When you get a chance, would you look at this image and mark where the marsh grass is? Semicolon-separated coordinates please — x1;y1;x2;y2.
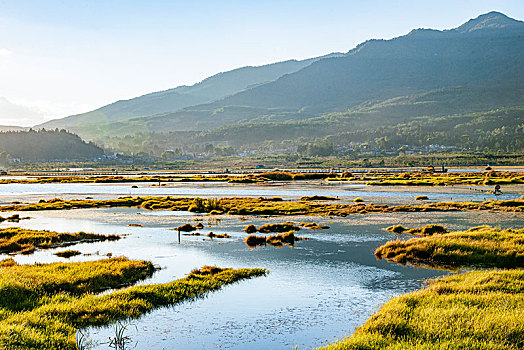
376;226;524;269
54;250;82;258
367;171;524;186
245;231;308;248
385;224;448;236
318;269;524;350
299;222;330;230
0;259;266;350
2;196;522;218
0;257;155;312
300;195;339;201
0;228;120;255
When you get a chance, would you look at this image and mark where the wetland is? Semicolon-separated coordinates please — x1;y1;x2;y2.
0;174;522;349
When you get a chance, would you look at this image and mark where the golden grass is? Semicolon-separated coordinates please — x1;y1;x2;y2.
244;231;308;248
385;224;448;236
376;226;524;269
0;228;119;255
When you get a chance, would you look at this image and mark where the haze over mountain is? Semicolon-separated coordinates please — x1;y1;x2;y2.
39;12;524;153
39;53;342;131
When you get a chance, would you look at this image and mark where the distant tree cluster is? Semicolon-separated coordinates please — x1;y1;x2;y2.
0;129;104;162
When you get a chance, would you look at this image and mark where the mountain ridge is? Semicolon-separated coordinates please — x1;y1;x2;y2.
38;12;524;154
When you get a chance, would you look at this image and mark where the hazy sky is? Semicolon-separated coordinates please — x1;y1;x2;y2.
1;0;523;126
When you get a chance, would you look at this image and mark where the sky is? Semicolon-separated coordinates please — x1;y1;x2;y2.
0;0;523;127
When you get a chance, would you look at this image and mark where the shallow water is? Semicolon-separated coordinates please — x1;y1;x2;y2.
2;203;523;349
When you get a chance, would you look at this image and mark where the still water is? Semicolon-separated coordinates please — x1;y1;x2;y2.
0;181;521;206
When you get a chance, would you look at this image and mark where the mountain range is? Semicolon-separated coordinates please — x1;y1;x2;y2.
37;11;524;154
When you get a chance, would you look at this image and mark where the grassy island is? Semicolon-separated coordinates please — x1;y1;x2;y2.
376;226;524;269
0;228;119;255
1;196;522;216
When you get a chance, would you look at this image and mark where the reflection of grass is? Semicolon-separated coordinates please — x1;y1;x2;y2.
0;259;266;350
0;228;119;255
2;196;523;216
376;226;524;269
318;269;524;350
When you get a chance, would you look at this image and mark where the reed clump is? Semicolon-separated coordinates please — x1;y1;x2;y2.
299;222;330;230
244;231;308;248
54;250;82;258
258;222;301;233
300;195;339;201
176;223;199;232
0;228;119;255
376;226;524;269
385;224;448;236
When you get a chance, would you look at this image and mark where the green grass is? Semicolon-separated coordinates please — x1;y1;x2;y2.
376;226;524;269
0;228;119;255
318;269;524;350
0;258;267;350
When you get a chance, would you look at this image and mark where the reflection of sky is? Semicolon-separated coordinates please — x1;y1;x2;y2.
2;207;522;349
0;182;520;203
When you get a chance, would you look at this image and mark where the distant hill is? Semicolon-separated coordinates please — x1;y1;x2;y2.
36;12;524;157
101;87;524;155
0;129;104;162
38;53;342;131
51;11;524;141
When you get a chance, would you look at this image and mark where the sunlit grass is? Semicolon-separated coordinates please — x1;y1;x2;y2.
1;196;522;216
0;228;119;255
375;226;524;269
